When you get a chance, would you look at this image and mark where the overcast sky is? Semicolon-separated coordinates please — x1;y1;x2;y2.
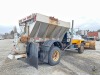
0;0;100;33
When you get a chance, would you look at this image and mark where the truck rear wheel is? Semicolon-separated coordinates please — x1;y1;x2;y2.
48;47;61;66
78;43;84;54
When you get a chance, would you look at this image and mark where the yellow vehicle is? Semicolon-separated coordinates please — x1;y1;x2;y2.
72;35;85;52
62;33;85;53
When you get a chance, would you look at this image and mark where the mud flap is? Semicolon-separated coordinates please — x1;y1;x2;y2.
26;42;38;69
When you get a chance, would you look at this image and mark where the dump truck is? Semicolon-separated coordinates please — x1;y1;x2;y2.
8;13;85;69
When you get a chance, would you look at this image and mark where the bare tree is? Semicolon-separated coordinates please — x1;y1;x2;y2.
10;30;14;35
14;26;17;33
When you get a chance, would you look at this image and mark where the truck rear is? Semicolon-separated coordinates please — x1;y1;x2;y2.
8;13;70;69
8;13;86;69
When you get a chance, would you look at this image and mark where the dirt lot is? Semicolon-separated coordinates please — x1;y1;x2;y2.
0;39;100;75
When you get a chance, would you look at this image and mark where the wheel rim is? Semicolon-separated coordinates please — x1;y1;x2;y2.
52;50;60;61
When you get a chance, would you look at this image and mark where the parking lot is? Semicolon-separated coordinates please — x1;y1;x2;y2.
0;39;100;75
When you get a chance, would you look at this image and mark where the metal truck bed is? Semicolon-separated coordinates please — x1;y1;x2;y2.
19;13;70;41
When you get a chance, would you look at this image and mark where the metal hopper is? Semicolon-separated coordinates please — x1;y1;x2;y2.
19;13;70;41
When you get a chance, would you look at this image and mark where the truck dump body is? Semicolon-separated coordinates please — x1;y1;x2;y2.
19;13;70;41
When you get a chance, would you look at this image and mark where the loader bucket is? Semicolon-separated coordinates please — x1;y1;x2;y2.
84;41;96;50
89;41;95;50
26;42;38;69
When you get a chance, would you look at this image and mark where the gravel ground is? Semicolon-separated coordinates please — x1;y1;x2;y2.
0;39;100;75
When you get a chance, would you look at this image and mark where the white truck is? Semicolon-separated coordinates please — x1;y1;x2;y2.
8;13;85;69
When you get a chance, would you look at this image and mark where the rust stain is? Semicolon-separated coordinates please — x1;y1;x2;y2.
49;17;58;25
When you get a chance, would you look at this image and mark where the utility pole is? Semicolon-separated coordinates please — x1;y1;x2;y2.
70;20;74;47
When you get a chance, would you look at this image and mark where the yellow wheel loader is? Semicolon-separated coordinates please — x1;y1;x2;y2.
8;13;85;69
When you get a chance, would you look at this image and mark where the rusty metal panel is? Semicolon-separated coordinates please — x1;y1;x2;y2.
49;17;58;25
84;41;96;50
